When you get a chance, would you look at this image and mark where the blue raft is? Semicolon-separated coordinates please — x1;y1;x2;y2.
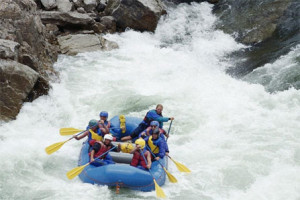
78;116;167;191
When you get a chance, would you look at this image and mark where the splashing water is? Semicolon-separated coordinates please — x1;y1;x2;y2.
0;3;299;200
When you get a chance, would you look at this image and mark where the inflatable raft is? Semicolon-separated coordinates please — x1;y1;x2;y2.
77;116;167;191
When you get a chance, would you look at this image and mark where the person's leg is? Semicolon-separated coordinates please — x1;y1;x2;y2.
121;123;147;141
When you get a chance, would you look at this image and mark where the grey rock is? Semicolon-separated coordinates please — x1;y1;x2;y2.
77;7;86;13
57;0;74;12
40;11;95;27
57;34;118;55
0;59;39;121
0;39;20;60
100;16;116;33
41;0;57;10
83;0;98;12
105;0;166;32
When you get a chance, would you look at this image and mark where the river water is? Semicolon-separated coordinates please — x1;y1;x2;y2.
0;2;299;200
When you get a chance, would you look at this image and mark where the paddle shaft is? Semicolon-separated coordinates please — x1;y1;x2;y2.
91;146;117;162
166;120;173;143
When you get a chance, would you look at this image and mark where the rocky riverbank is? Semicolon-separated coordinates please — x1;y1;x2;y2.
1;0;297;121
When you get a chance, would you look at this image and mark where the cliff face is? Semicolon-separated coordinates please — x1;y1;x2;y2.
0;0;58;121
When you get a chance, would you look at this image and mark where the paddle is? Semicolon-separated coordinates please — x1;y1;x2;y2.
45;131;83;155
167;155;191;173
59;128;85;135
60;127;122;136
166;120;173;142
146;146;177;183
140;149;166;198
66;146;117;180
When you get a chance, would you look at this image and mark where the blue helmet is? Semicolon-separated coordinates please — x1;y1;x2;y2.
99;111;108;118
89;119;98;127
150;121;159;127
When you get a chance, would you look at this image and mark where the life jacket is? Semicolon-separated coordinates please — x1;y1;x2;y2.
143;110;162;126
89;141;112;159
130;148;148;169
147;135;161;154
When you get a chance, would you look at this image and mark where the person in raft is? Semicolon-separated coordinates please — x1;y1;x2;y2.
130;138;152;170
89;134;121;166
145;128;168;160
75;119;102;146
121;104;174;142
139;121;168;139
98;111;110;135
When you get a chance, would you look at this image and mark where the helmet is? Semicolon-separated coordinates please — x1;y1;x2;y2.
152;127;160;135
89;119;98;127
150;121;159;127
135;138;145;149
103;134;113;141
99;111;108;118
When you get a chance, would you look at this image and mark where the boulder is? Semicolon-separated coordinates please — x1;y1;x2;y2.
57;0;74;12
83;0;98;12
100;16;116;33
57;34;118;55
0;39;20;60
41;0;57;10
40;11;95;27
0;59;39;121
105;0;166;32
0;0;58;121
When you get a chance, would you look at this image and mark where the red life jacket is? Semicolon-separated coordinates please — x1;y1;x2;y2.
89;141;112;159
130;149;149;169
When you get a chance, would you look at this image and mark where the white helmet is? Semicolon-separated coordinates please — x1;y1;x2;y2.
103;134;113;141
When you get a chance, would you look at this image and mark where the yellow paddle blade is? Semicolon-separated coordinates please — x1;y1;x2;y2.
170;157;191;173
153;179;166;198
163;167;177;183
66;163;89;180
45;140;68;155
60;128;84;135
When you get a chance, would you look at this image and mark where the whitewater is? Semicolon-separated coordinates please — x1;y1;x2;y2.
1;2;299;200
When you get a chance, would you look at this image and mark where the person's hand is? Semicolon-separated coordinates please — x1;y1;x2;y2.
170;117;174;121
155;157;160;161
165;152;169;156
100;120;105;124
165;133;169;138
90;158;95;162
74;136;79;140
147;163;151;169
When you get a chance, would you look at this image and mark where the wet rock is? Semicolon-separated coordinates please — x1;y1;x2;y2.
57;34;118;55
41;0;57;10
0;59;39;121
213;0;291;44
105;0;166;32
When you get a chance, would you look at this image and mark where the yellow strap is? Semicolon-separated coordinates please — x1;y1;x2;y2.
89;129;102;141
148;136;159;154
119;115;126;134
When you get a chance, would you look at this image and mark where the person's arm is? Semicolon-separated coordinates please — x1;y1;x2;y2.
99;120;109;134
146;151;152;169
147;110;174;123
90;150;95;162
130;146;139;154
74;130;88;140
156;141;166;160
